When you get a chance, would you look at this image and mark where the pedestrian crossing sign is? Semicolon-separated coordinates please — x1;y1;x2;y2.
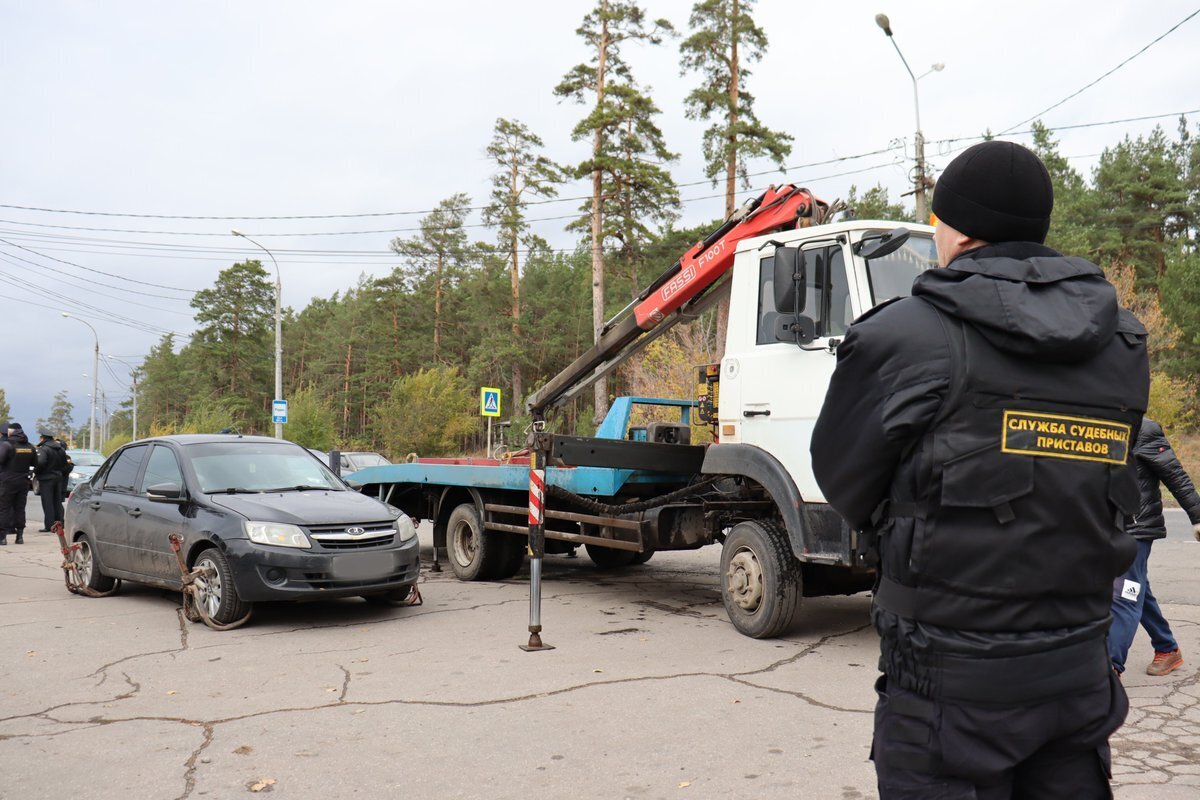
481;387;501;417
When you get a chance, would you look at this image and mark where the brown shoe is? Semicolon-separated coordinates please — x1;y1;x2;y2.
1146;649;1184;677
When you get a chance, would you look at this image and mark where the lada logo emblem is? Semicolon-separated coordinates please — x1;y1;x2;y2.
346;527;366;537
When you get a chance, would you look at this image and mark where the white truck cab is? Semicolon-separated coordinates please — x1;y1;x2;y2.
718;221;937;504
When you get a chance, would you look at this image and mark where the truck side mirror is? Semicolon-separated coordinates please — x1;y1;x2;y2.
774;314;816;346
855;227;911;261
772;247;807;314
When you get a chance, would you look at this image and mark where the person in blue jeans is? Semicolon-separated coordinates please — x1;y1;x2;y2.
1110;418;1200;677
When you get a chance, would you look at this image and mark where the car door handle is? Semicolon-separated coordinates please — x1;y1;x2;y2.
127;508;142;518
743;409;771;417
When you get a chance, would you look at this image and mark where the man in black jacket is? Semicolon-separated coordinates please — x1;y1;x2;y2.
1109;418;1200;677
34;430;69;533
0;422;38;545
812;141;1149;798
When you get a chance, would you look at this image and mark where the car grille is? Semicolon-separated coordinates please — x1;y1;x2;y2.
308;521;396;550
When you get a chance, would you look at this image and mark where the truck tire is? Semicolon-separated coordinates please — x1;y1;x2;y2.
491;533;526;580
720;520;801;638
446;503;510;581
585;543;638;569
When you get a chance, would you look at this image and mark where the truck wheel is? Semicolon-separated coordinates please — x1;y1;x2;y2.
491;533;526;580
720;520;801;639
446;504;510;581
586;543;638;569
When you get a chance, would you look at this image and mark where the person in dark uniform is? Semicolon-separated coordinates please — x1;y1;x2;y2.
34;430;69;532
0;422;39;545
811;141;1149;798
1109;417;1200;677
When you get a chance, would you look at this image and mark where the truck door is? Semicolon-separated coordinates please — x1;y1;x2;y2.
721;242;857;503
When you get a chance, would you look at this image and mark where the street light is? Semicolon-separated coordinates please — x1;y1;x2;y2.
62;312;99;451
105;354;139;441
232;229;283;439
875;13;943;223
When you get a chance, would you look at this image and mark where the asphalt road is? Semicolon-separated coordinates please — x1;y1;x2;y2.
1;500;1198;799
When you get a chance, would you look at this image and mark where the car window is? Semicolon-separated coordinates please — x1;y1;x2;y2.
187;441;344;493
139;445;184;494
347;453;389;469
102;445;149;493
864;233;937;305
69;451;107;467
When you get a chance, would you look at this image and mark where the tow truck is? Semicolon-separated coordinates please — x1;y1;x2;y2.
351;185;937;641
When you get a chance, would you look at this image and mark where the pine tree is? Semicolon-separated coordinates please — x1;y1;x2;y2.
482;118;563;404
555;0;673;419
36;390;74;438
0;387;10;424
680;0;790;347
391;194;473;363
680;0;791;218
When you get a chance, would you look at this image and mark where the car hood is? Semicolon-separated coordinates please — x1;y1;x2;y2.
205;490;395;526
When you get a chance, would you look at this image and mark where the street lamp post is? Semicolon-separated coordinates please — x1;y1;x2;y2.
232;229;283;439
875;13;943;223
62;313;99;451
105;354;139;440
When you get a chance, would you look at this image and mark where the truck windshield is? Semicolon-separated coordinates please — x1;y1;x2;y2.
186;442;345;494
864;234;938;305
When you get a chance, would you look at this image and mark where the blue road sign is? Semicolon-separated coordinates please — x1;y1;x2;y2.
272;399;288;424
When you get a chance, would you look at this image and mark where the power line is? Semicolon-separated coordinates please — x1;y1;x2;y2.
999;8;1200;134
0;148;900;223
0;238;199;293
933;108;1200;147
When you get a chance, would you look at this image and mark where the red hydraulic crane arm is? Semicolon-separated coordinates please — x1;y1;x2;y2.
525;184;827;415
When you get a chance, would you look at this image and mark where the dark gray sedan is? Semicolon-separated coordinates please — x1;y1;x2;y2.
65;435;420;625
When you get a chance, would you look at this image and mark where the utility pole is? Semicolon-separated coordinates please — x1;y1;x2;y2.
232;230;284;438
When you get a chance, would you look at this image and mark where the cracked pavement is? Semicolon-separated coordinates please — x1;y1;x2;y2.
1;515;1198;799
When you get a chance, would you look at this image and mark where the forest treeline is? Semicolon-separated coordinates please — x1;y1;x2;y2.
62;2;1200;457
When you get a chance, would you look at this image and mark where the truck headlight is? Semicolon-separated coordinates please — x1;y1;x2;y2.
244;521;311;549
395;514;417;543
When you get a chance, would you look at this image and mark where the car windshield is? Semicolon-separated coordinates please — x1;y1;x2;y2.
346;453;389;469
864;233;938;305
187;441;345;494
70;452;107;467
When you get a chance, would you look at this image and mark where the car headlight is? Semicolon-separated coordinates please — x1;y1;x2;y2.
395;514;417;543
244;521;311;549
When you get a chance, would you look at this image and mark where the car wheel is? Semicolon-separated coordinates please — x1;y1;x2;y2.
446;503;511;581
74;533;117;593
192;548;250;625
585;543;638;569
720;520;801;639
631;548;654;565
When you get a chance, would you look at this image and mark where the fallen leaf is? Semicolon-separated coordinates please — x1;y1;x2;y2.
166;690;177;695
678;782;691;789
233;745;253;756
592;668;603;673
325;688;337;693
352;709;365;714
26;651;36;657
248;777;276;793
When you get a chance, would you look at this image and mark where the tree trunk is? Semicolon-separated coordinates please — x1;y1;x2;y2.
342;343;352;435
510;157;523;404
434;253;443;361
715;0;741;357
591;3;610;421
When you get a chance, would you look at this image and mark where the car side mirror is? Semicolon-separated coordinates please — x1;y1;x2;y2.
147;482;186;503
345;479;363;491
772;246;807;314
855;227;911;261
774;314;817;346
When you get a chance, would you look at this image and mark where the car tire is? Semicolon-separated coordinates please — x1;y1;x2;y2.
631;548;654;565
720;520;801;639
74;533;117;593
192;547;251;625
446;503;510;581
585;543;639;569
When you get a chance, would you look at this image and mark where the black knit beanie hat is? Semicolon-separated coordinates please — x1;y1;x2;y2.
931;141;1053;243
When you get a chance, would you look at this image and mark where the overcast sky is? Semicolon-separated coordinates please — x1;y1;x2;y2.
3;0;1198;436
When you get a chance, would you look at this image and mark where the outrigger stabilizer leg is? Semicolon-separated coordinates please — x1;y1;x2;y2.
54;522;121;597
520;419;554;652
168;533;253;631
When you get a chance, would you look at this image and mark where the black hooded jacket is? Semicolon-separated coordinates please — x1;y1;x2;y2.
1128;418;1200;540
35;438;69;479
811;241;1149;703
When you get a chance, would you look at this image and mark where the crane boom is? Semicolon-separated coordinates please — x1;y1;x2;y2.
526;184;828;416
